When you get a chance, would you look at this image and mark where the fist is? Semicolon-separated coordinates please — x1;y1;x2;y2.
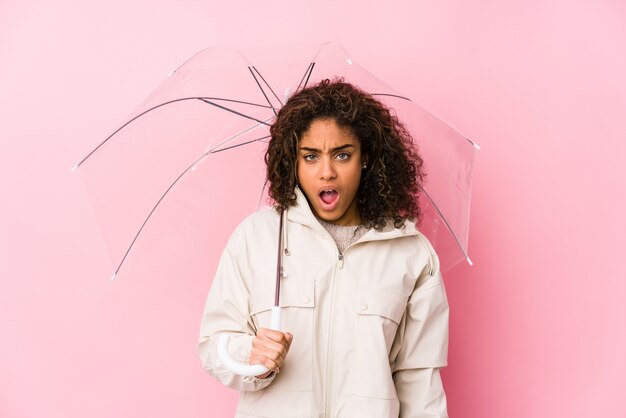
250;328;293;378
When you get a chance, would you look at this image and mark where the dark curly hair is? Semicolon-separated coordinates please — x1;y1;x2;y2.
265;78;426;230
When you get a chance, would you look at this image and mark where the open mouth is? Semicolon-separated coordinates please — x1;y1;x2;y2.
319;189;339;210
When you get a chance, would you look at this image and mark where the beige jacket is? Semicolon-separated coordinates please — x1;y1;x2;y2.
198;188;449;418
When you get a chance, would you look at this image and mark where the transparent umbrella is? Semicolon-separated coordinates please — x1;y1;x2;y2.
71;41;479;375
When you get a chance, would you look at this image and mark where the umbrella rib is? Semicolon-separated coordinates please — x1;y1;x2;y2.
198;98;273;126
72;96;273;170
257;178;269;210
295;62;314;93
418;183;472;265
248;67;278;117
209;134;271;154
301;62;316;90
205;97;275;108
208;115;275;152
251;66;283;108
111;134;271;279
371;93;411;101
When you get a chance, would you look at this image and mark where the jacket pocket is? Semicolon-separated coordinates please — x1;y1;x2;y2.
249;279;315;391
351;285;409;399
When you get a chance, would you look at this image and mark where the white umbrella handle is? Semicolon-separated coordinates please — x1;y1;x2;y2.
218;306;282;376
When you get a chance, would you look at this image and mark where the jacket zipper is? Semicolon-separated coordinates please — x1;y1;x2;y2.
323;250;342;418
324;247;353;417
321;229;418;417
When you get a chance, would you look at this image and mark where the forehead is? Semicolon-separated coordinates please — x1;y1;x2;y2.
299;119;359;149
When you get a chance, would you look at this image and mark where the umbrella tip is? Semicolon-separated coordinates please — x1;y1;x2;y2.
70;164;78;173
110;273;117;281
465;137;481;150
466;256;474;266
168;70;176;77
346;58;353;65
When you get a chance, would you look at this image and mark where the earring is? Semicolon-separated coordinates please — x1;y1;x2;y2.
362;163;367;169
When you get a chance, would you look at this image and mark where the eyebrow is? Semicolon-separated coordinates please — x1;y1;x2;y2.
299;144;355;153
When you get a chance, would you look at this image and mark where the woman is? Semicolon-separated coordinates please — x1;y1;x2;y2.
198;79;449;418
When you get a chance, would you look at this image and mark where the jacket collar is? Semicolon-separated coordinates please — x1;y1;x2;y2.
287;187;419;242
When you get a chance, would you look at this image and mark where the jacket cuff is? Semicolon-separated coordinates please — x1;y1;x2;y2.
241;349;278;385
242;370;277;384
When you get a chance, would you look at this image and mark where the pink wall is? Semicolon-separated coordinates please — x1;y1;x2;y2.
2;1;625;417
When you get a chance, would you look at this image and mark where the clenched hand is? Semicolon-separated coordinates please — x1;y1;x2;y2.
250;328;293;378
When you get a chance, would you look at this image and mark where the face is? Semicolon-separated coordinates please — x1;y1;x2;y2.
297;118;364;226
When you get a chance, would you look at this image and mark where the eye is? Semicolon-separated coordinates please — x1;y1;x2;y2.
336;152;351;161
303;154;318;162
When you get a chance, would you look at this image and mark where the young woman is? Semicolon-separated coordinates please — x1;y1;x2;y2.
198;79;449;418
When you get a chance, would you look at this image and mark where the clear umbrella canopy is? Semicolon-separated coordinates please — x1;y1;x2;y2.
72;42;478;280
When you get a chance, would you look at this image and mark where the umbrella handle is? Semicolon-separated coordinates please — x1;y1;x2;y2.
218;306;282;376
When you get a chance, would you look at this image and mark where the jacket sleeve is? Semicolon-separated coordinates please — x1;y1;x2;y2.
197;228;276;392
391;241;450;418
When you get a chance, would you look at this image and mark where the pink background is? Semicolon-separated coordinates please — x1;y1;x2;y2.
2;1;625;417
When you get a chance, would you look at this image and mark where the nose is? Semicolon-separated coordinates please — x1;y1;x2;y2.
319;156;336;180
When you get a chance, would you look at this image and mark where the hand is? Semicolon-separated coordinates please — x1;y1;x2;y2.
250;328;293;378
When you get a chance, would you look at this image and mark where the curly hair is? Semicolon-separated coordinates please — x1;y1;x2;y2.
265;78;426;230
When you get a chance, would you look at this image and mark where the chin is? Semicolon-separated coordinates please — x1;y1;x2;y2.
315;209;341;222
